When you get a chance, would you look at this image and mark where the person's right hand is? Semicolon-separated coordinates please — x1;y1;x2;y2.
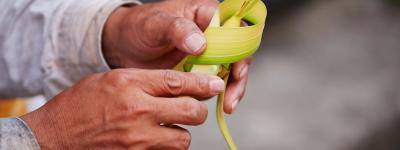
21;68;225;150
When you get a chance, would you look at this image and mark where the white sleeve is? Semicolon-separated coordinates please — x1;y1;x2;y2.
0;0;141;99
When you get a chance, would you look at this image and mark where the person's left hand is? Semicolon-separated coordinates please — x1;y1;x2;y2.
102;0;250;114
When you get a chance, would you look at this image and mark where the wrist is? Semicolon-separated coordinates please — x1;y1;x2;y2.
102;6;133;69
21;107;62;149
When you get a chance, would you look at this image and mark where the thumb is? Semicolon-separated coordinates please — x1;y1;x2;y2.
145;13;206;56
167;17;207;55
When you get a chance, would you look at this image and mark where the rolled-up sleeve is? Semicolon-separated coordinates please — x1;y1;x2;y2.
0;118;40;150
0;0;141;99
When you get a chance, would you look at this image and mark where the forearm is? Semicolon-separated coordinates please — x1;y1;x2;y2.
0;118;40;150
0;0;142;148
0;0;140;99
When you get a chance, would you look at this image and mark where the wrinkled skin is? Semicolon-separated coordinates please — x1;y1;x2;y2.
22;69;225;150
102;0;251;114
21;0;251;149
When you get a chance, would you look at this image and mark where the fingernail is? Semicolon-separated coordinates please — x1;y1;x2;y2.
209;77;225;94
185;33;206;54
239;66;248;79
231;98;240;113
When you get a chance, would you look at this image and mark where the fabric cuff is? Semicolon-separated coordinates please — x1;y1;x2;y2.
42;0;141;98
0;118;40;150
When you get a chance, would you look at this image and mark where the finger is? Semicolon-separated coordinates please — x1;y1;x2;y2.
224;74;248;114
168;17;206;55
147;125;191;150
152;96;208;125
231;58;252;81
141;70;225;97
193;0;220;30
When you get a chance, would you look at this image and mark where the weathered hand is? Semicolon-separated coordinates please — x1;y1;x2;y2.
102;0;219;69
21;69;225;150
102;0;250;114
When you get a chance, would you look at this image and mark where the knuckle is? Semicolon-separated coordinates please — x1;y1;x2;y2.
131;103;154;117
169;17;194;41
171;17;189;31
162;70;186;95
118;130;144;147
194;74;209;93
181;100;207;125
118;101;154;119
103;69;129;87
181;101;195;121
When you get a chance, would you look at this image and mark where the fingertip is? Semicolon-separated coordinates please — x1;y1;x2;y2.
184;32;206;55
224;96;240;114
223;76;248;114
223;97;239;115
209;76;225;95
223;85;236;114
224;100;234;114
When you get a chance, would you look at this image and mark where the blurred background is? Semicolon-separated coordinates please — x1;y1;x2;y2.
183;0;400;149
2;0;400;149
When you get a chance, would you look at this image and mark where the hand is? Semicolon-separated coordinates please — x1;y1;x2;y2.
102;0;219;69
102;0;250;114
21;69;225;150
